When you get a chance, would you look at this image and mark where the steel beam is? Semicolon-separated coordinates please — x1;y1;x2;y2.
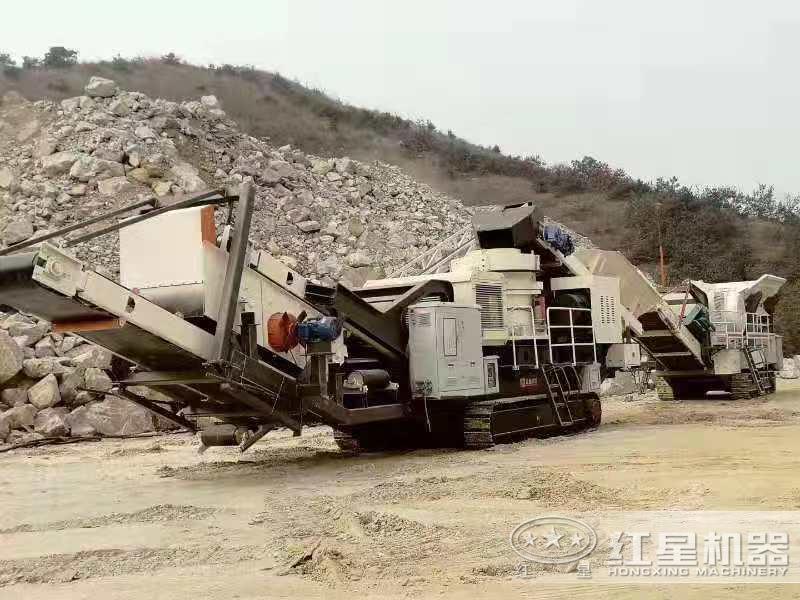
64;189;227;247
116;371;219;386
302;391;406;426
113;387;198;432
212;183;255;361
0;197;157;256
239;424;275;452
219;383;301;433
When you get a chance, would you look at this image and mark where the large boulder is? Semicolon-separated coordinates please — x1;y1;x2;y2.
2;217;34;245
84;367;112;392
10;321;48;346
1;388;28;407
66;405;96;437
268;160;295;179
59;368;85;403
335;157;356;175
599;371;638;397
0;166;15;189
98;176;135;196
41;151;78;176
108;96;132;116
311;159;333;176
0;330;24;383
260;167;281;185
69;396;153;437
22;357;70;378
200;95;220;109
85;76;118;98
134;125;156;140
34;336;56;358
69;154;124;182
33;407;69;437
346;251;374;268
27;374;61;409
2;404;37;430
69;346;112;369
170;162;206;193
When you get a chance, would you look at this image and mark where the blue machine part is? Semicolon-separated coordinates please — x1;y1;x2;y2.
296;316;343;344
543;224;575;256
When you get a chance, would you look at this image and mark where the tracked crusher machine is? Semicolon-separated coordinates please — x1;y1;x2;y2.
0;184;786;452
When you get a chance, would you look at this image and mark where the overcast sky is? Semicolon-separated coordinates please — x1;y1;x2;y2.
3;1;800;196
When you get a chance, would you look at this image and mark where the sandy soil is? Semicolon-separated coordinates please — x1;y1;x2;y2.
4;382;800;599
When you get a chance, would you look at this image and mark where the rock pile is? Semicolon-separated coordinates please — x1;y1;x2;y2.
0;309;171;446
0;75;486;445
0;76;474;287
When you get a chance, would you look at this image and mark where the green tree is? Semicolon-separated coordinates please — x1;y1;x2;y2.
42;46;78;68
21;56;40;69
0;52;15;67
161;52;181;65
625;193;749;284
774;278;800;355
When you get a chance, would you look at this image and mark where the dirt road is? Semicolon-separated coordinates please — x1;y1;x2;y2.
4;383;800;599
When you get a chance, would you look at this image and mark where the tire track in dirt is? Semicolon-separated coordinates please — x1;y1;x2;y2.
0;504;217;534
0;544;266;586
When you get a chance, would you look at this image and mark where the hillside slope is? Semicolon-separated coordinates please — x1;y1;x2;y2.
0;76;472;289
1;59;799;350
0;62;633;244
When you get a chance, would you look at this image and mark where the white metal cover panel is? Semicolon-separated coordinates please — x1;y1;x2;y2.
606;343;641;369
76;271;216;361
408;303;484;399
450;248;540;273
120;206;207;289
713;349;743;375
551;275;623;344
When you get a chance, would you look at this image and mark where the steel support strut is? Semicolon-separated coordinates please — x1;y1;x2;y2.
0;189;228;256
212;182;256;361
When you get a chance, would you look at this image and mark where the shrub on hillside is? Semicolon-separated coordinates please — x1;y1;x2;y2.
42;46;78;68
625;194;748;283
774;279;800;355
161;52;182;65
21;56;40;69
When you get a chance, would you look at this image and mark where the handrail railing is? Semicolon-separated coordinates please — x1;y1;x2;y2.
709;311;776;352
387;225;476;278
387;206;502;278
547;307;597;365
709;311;772;335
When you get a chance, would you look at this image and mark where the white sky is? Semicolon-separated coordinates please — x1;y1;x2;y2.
3;0;799;195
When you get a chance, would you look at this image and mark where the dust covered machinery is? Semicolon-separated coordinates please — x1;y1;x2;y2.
535;225;786;401
0;185;785;454
650;277;785;399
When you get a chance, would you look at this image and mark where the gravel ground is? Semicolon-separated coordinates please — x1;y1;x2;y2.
3;382;800;599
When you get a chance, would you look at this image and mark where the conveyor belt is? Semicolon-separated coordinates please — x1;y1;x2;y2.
0;252;111;323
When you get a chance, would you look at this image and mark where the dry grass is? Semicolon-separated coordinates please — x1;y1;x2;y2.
0;61;795;280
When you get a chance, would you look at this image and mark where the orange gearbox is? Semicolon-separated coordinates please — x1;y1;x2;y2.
266;312;300;352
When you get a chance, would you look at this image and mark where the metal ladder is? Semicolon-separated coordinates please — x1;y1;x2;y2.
743;346;768;395
542;364;575;426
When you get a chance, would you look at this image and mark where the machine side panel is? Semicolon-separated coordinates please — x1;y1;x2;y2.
120;206;207;290
77;271;216;361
